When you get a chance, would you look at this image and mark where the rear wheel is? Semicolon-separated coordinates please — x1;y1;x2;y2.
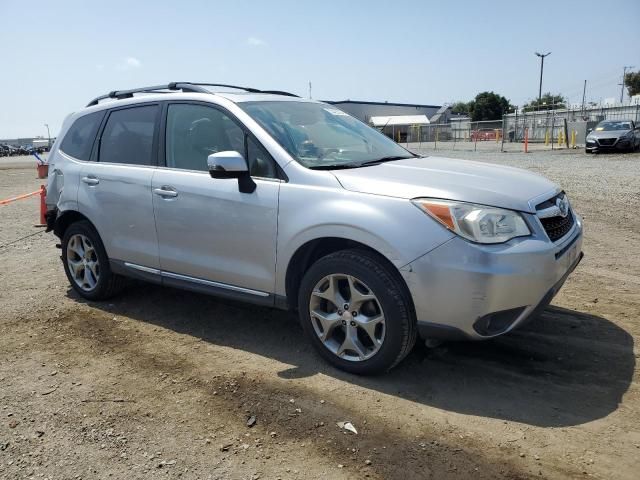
298;249;416;375
61;221;124;300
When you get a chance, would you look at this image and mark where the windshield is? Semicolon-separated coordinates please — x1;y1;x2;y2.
238;101;415;169
595;121;632;131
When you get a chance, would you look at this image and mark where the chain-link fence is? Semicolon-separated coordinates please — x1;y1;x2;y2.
398;101;640;153
404;120;504;152
504;102;640;150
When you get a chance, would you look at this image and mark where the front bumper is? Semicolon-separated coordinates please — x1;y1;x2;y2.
402;213;583;340
586;138;632;152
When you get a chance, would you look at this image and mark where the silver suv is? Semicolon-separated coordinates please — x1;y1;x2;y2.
45;82;583;374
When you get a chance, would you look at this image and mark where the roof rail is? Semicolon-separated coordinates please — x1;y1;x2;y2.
85;83;207;107
86;82;299;107
187;83;299;98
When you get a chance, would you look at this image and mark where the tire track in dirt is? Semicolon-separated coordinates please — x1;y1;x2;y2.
44;305;532;479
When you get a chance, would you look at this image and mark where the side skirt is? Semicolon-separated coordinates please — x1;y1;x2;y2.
110;260;276;308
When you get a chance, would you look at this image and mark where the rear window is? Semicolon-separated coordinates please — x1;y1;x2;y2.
99;105;159;165
60;111;104;160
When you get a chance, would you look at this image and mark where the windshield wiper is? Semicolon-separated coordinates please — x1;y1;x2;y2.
308;164;362;170
358;155;415;167
308;155;420;170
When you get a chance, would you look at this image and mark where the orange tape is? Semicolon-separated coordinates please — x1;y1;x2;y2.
0;190;41;206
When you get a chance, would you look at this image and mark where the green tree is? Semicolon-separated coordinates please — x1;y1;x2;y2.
468;91;513;121
451;101;472;115
523;93;566;112
625;71;640;97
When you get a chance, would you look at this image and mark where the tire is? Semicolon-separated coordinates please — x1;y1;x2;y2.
61;220;124;300
298;249;416;375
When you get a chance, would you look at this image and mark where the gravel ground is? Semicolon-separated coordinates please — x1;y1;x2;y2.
0;153;48;170
1;150;639;479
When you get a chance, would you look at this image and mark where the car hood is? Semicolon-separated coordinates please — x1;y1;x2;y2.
588;129;630;139
331;156;559;213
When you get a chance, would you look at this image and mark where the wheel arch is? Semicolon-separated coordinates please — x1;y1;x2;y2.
283;236;414;313
54;210;98;240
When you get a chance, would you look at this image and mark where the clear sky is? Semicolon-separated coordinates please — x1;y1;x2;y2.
1;0;638;138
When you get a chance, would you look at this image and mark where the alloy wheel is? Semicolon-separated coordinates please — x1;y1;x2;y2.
66;233;100;291
309;273;386;362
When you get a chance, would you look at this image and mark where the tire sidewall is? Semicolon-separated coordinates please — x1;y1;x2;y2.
298;252;411;375
61;221;113;301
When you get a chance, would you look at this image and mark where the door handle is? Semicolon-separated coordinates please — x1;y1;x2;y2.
153;187;178;198
82;176;99;186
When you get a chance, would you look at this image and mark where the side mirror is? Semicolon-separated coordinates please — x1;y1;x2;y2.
208;151;248;178
587;128;593;133
207;151;256;193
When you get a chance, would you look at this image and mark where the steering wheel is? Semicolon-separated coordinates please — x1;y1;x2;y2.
317;148;340;160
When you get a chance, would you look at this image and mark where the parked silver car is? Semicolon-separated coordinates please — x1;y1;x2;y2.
45;83;583;374
585;119;640;153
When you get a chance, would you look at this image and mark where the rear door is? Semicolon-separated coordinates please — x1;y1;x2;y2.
77;104;161;271
151;102;281;295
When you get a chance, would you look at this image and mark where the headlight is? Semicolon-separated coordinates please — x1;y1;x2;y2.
586;135;596;141
621;131;633;139
412;198;530;244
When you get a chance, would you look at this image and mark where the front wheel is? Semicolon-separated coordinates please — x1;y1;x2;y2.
61;220;124;300
298;249;416;375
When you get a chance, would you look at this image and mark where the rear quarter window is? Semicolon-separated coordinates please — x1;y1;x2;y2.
59;111;105;160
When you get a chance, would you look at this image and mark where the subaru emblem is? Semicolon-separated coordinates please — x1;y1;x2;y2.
556;197;569;217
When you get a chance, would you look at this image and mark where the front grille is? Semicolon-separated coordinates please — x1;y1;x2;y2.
598;138;616;146
540;213;574;241
535;192;563;211
536;192;575;242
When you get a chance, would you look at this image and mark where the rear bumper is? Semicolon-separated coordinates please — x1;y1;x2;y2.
402;214;583;340
44;207;58;233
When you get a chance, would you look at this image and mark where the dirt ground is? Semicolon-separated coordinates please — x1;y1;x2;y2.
1;150;639;480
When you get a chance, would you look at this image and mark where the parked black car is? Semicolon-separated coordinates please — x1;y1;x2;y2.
0;144;19;156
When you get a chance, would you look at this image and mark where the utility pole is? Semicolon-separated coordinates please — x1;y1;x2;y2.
535;52;551;106
620;66;634;103
308;81;312;99
581;80;587;116
44;123;51;148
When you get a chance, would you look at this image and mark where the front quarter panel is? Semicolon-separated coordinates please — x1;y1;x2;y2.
274;176;455;296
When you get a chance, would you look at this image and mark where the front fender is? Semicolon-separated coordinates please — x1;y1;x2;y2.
274;183;454;296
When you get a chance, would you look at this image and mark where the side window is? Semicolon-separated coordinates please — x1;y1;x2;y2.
247;136;278;179
99;105;158;165
166;104;244;171
60;111;104;160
